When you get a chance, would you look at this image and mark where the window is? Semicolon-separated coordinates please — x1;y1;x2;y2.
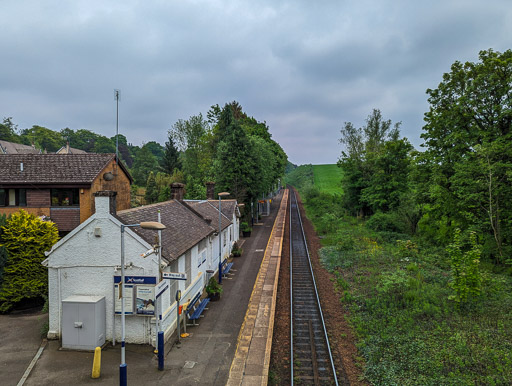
0;189;26;207
51;188;79;206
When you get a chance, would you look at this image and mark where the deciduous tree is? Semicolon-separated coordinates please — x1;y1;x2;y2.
421;49;512;262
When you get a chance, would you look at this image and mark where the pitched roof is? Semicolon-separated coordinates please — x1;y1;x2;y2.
207;199;240;220
116;200;216;262
185;200;231;232
56;145;87;154
0;140;41;154
0;153;132;185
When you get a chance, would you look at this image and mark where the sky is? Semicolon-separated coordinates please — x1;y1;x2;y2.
1;1;510;165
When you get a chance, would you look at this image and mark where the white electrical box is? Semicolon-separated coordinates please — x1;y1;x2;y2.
62;295;106;350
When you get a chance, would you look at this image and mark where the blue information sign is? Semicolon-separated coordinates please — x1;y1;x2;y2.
113;276;157;285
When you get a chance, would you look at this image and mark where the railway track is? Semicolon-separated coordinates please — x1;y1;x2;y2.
290;190;339;385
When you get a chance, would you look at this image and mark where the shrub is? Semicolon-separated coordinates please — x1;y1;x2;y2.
446;229;482;306
366;212;404;233
231;241;243;257
205;276;223;296
0;214;7;286
0;210;59;312
241;222;252;232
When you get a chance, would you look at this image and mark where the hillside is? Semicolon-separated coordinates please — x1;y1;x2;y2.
312;164;343;195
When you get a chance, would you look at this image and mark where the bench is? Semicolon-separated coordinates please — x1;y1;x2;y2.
221;258;234;278
185;292;210;326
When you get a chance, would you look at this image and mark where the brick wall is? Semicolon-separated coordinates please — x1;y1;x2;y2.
50;208;81;231
81;159;132;223
27;189;51;207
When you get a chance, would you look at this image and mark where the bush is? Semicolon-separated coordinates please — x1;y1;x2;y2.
447;229;482;306
241;222;252;232
366;212;404;233
0;210;59;312
205;276;223;296
231;242;243;257
0;214;7;286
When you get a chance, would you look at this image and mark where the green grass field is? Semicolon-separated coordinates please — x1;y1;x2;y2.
312;164;343;195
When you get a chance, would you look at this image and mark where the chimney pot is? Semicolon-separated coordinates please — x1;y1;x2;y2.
93;190;118;216
170;183;185;201
206;181;215;200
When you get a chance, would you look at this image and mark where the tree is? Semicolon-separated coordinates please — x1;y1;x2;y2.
130;144;160;186
161;135;181;175
144;141;165;162
145;172;158;204
0;117;20;142
61;128;98;152
0;210;59;312
421;49;512;262
169;114;212;187
20;125;62;152
338;109;406;216
93;135;116;153
214;105;255;203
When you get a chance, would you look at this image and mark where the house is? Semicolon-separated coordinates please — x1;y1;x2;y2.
55;142;87;154
0;153;132;234
0;139;41;154
43;186;240;347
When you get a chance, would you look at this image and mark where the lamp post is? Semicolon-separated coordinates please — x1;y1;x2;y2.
218;192;230;284
120;221;166;386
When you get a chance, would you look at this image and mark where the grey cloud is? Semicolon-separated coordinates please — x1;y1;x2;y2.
1;0;511;164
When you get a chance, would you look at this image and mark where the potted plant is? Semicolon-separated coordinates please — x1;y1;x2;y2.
231;241;243;257
241;222;252;237
205;277;223;301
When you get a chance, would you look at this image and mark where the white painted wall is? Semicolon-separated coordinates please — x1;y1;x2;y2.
46;212;160;344
45;195;213;347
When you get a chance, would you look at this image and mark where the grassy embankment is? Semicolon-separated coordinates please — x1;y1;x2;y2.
285;164;512;385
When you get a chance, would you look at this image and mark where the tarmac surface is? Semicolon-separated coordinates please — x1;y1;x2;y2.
0;191;284;386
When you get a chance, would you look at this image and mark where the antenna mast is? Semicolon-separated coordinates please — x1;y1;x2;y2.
114;89;121;162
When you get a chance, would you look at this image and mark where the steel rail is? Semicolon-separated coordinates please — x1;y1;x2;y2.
290;189;339;385
290;186;295;384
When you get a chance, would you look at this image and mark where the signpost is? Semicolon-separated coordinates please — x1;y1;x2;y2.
162;272;187;281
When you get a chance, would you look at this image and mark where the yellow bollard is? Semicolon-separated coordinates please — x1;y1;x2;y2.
91;346;101;379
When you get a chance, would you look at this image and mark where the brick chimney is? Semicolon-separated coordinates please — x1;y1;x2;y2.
206;182;215;200
93;190;117;217
170;183;185;201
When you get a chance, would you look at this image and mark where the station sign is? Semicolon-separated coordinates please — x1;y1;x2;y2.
162;272;187;281
114;275;157;284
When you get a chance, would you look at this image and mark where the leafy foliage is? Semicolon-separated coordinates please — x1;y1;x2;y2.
161;135;181;175
0;210;59;312
293;163;512;384
338;109;412;216
0;214;8;285
0;117;20;142
130;144;160;185
144;171;158;204
421;49;512;262
447;229;482;306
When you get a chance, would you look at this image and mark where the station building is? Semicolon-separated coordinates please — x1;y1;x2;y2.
42;184;240;348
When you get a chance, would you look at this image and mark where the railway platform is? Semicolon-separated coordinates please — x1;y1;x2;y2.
10;190;288;386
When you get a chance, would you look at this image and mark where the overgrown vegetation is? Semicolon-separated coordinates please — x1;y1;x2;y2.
0;210;59;312
295;171;512;384
286;48;512;384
